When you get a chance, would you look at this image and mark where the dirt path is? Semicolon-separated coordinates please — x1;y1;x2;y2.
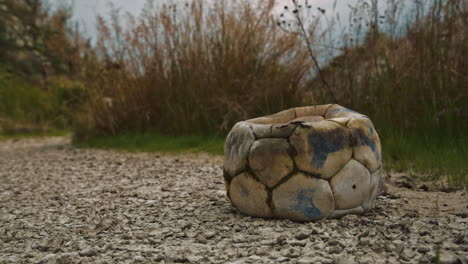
0;137;466;264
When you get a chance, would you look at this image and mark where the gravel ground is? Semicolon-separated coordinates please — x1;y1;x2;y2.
0;137;466;264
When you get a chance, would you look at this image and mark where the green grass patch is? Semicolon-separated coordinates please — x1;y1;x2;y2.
75;132;224;155
0;71;85;129
381;128;468;187
76;129;467;187
0;129;70;140
0;72;55;124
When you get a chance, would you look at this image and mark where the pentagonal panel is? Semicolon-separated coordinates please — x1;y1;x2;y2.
330;160;371;210
348;118;382;173
362;168;382;212
325;104;368;119
249;139;294;188
290;121;352;179
272;173;334;221
224;122;255;176
229;173;272;218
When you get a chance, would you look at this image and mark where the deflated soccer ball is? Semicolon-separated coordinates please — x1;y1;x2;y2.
223;104;382;221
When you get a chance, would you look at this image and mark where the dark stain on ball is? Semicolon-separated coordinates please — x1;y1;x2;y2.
239;181;250;198
293;189;322;220
307;128;349;168
351;128;380;161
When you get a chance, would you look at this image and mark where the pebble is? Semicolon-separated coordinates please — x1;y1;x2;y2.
79;247;99;257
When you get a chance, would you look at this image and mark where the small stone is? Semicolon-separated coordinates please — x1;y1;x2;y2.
439;251;459;264
335;254;357;264
294;232;310;240
298;256;333;264
204;231;216;239
281;247;300;258
134;255;145;262
275;257;290;262
327;246;343;254
276;234;288;245
79;247;99;257
296;257;315;264
233;234;246;243
289;240;307;247
417;183;430;191
196;236;208;244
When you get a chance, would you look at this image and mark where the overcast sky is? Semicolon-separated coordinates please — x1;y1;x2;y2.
48;0;386;40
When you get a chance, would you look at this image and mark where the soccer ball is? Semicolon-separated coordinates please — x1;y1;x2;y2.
223;104;382;221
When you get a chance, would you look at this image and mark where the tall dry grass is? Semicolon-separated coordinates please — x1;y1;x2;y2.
310;0;467;135
77;0;467;139
77;0;312;138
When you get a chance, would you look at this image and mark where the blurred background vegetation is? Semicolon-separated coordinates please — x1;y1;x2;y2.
0;0;466;186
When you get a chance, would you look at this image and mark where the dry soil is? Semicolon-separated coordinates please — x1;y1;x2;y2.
0;137;466;264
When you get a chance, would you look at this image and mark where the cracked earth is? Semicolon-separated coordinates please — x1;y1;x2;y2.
0;137;466;264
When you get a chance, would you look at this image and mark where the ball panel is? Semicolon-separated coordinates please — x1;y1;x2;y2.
229;173;272;218
348;118;382;172
330;160;371;210
247;108;296;125
270;123;298;138
325;104;368;119
224;122;255;176
290;116;325;123
290;121;352;179
329;206;365;219
294;104;332;118
326;117;352;126
362;168;382;211
272;173;334;221
250;123;273;138
249;139;294;188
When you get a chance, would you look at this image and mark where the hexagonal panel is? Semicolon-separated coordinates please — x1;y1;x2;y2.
249;139;294;188
290;120;352;179
362;168;382;212
229;172;272;218
224;122;255;177
347;118;382;173
330;160;371;210
272;173;334;221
